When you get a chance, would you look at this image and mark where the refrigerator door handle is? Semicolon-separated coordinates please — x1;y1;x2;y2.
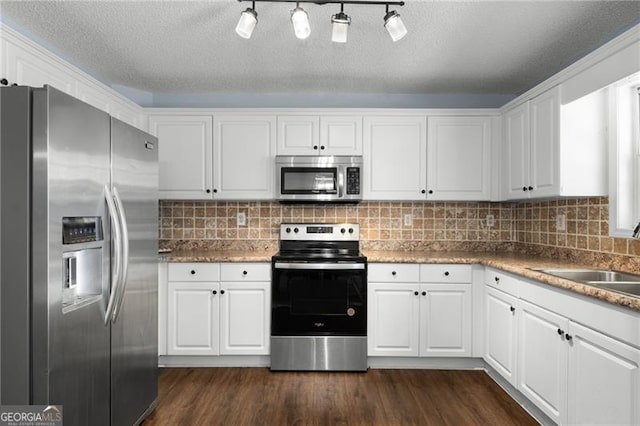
111;186;130;322
104;185;123;325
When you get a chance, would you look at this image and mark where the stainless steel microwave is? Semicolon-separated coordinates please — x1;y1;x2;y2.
276;155;363;203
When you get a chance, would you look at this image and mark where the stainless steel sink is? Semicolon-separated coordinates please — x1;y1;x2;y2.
531;268;640;297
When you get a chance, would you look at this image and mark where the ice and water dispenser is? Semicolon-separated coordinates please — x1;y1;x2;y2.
62;217;103;312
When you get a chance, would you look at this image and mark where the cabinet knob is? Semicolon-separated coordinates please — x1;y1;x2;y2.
421;291;426;296
510;306;516;312
190;270;196;275
528;186;534;191
522;186;527;191
414;291;419;296
565;334;573;341
557;328;565;336
391;271;396;276
494;276;500;283
421;189;426;194
206;189;211;194
212;290;217;295
444;271;450;277
220;289;225;295
243;270;248;276
428;190;433;194
313;145;318;150
0;78;8;86
320;145;325;150
213;189;218;193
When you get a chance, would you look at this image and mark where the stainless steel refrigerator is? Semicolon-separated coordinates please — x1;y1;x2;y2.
0;85;158;425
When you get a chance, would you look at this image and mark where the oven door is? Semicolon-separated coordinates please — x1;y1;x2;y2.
271;262;367;336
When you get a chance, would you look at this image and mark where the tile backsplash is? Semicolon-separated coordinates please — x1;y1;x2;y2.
159;197;640;258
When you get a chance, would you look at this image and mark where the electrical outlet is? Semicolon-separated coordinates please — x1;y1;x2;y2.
237;212;246;227
486;214;495;227
556;214;566;231
403;214;412;226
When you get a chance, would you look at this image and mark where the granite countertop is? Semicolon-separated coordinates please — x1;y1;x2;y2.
161;248;640;312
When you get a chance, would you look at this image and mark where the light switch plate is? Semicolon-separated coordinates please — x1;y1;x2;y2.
556;214;566;231
404;214;412;226
237;212;246;227
486;214;495;227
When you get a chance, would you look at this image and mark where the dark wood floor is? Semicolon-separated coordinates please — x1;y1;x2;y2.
143;368;538;426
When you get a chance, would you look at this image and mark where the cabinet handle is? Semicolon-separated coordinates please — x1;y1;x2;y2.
220;289;225;295
206;189;211;194
313;145;318;150
213;189;218;193
494;276;500;283
428;190;433;194
565;334;573;341
0;78;8;86
190;270;196;275
212;290;217;295
421;189;426;194
421;291;426;296
528;186;534;191
243;270;248;276
522;186;528;191
391;271;396;276
557;328;565;336
414;291;419;296
510;306;515;312
444;271;450;277
320;145;325;150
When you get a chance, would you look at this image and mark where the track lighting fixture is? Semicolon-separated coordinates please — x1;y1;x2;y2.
291;3;311;39
236;1;258;39
236;0;406;43
383;5;407;42
331;4;350;43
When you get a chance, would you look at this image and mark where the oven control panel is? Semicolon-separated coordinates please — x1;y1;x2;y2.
280;223;360;241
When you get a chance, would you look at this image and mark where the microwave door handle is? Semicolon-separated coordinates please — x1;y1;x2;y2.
338;167;344;198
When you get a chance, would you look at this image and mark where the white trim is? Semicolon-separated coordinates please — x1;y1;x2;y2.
501;23;640;111
145;107;501;116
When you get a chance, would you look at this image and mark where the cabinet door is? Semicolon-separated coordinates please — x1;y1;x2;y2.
319;116;363;155
529;86;560;197
419;283;472;357
484;286;518;386
426;116;491;200
149;115;213;199
167;282;219;355
368;283;420;356
504;103;530;199
518;300;569;425
219;282;270;355
363;116;427;200
277;115;320;155
5;41;75;95
567;321;640;426
213;115;276;199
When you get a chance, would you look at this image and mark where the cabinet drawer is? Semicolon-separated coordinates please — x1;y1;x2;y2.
420;264;472;283
168;263;220;282
368;264;419;282
220;263;271;281
484;268;520;296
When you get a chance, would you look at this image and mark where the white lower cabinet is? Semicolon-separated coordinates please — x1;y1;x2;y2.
484;285;518;386
165;262;270;357
368;264;472;357
484;267;640;425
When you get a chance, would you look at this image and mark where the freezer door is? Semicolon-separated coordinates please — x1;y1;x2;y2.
31;87;111;425
110;118;159;425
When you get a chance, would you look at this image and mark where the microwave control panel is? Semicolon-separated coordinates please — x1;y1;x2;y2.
346;167;360;195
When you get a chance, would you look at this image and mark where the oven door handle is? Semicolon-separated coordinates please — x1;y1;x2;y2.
274;262;366;270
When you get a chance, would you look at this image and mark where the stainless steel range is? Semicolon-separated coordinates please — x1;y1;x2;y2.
270;223;367;371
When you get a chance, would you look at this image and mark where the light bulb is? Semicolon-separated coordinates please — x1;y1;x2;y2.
291;6;311;40
236;8;258;39
331;12;350;43
384;10;407;42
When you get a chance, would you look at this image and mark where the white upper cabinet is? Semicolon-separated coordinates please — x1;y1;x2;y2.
149;115;214;200
363;116;427;200
426;116;492;200
277;115;362;156
213;115;276;200
503;85;607;200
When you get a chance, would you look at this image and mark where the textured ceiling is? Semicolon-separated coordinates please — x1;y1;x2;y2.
1;1;639;98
